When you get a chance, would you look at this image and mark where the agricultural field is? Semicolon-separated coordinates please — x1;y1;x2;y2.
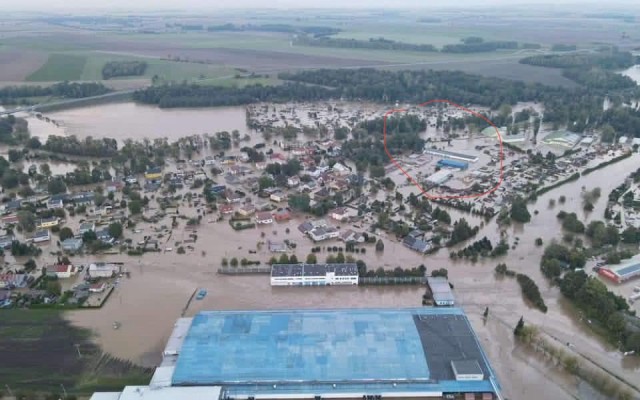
0;310;152;394
27;53;88;81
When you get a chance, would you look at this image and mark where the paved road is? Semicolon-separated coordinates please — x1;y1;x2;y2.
0;89;136;116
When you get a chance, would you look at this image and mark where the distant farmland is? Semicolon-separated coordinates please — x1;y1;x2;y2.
28;53;87;81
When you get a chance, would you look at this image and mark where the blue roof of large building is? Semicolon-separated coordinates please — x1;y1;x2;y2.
172;308;501;397
437;159;469;169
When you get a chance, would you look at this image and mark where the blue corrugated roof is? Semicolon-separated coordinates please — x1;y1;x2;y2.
172;308;500;396
614;262;640;278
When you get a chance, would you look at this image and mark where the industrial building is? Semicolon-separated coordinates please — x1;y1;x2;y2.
270;263;358;286
437;159;469;170
424;148;479;163
542;131;581;148
598;260;640;283
90;308;503;400
426;170;453;185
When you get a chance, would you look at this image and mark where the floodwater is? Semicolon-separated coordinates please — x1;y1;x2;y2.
48;101;640;399
621;65;640;84
40;102;251;144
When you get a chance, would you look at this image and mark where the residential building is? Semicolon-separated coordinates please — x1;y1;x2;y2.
47;198;64;209
330;207;350;222
1;214;19;227
79;222;95;235
145;167;163;180
62;238;83;252
46;263;76;279
340;229;365;243
287;176;300;187
0;234;14;249
255;212;273;225
269;192;286;203
96;228;114;244
273;209;291;222
36;217;59;230
88;262;120;278
237;204;256;216
0;274;28;289
1;200;22;213
267;240;288;253
308;226;340;242
270;263;359;286
219;204;234;215
89;282;107;293
32;229;51;243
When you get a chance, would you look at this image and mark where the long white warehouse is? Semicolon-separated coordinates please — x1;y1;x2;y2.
270;263;359;286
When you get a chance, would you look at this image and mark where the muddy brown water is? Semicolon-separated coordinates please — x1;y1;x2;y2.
36;102;640;399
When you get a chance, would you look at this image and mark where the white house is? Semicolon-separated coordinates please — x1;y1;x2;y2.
89;282;108;293
47;264;76;279
330;207;350;222
308;226;340;242
287;176;300;187
88;262;120;278
270;192;286;203
340;229;365;243
32;229;51;243
270;263;358;286
255;212;274;225
332;162;349;175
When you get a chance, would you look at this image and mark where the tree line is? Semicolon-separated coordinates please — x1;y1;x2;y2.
294;35;438;52
134;67;640;136
43;135;118;157
520;48;635;69
102;61;147;79
0;82;110;105
206;23;340;37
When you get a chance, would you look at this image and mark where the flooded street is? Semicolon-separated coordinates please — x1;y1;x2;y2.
41;101;639;399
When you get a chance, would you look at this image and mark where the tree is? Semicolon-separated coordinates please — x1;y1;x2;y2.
108;222;123;239
47;178;67;195
230;257;238;267
59;227;74;241
278;253;290;264
510;197;531;223
514;316;525;336
24;258;37;272
46;280;62;296
335;252;345;263
288;193;310;212
17;210;36;232
221;257;228;267
483;307;489;318
39;163;51;177
82;230;97;243
259;176;275;190
306;253;317;264
375;239;384;252
535;238;543;246
289;254;299;264
128;200;142;215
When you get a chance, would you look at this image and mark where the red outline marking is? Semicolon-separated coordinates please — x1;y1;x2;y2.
383;99;504;200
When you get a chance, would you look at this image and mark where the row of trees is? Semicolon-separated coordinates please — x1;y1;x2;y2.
43;135;118;157
540;242;586;279
560;270;638;351
0;81;110;104
520;48;635;69
294;35;438;52
102;61;147;79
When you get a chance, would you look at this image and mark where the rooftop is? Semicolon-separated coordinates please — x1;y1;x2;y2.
171;308;500;397
611;261;640;278
271;263;358;277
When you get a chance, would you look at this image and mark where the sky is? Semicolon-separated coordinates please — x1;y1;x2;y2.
3;0;639;12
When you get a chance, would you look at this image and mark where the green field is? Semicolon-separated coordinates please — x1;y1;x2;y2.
27;53;87;81
0;310;152;394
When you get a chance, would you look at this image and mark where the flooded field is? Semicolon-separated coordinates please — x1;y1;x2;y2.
25;100;638;399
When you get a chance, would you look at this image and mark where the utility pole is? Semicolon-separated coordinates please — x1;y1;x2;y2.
74;343;82;358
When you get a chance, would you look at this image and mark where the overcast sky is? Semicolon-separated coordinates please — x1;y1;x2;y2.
3;0;639;12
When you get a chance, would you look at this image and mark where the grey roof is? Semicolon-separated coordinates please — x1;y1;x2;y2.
412;313;491;381
297;221;313;233
271;263;358;278
427;277;455;303
451;359;484;377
